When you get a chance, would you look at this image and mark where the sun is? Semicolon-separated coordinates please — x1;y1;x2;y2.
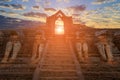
55;17;64;35
55;25;64;35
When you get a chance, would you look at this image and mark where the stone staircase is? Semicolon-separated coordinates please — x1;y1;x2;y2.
33;36;84;80
0;36;36;80
0;35;120;80
0;63;35;80
81;63;120;80
79;51;120;80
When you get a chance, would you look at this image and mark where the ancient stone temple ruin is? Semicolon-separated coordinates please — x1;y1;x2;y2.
0;10;120;80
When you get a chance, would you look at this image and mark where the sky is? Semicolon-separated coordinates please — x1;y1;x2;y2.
0;0;120;28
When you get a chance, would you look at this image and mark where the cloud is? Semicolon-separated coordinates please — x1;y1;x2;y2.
44;8;56;12
44;0;51;7
0;3;10;8
0;3;26;10
64;0;70;3
35;0;41;2
22;12;47;22
92;0;116;5
56;0;70;3
44;8;56;15
0;10;6;13
0;11;46;22
32;6;40;10
11;4;26;10
23;12;47;18
0;10;20;17
72;14;80;16
22;0;29;2
0;11;21;19
0;0;12;3
56;0;62;2
67;5;86;12
8;12;18;15
79;3;120;28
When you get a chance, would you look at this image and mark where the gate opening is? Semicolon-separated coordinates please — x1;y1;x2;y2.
55;18;64;35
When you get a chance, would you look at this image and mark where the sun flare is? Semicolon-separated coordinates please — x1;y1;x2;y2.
55;25;64;35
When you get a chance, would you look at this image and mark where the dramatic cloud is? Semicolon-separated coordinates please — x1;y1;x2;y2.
35;0;41;2
11;4;25;10
56;0;70;3
32;6;40;10
92;0;116;5
0;3;25;10
0;10;6;13
67;5;86;12
0;10;19;16
44;0;51;7
80;3;120;28
22;12;47;22
44;8;56;15
0;0;12;3
44;8;56;12
64;0;70;3
0;3;10;8
0;11;21;19
72;14;80;16
56;0;62;2
23;12;47;18
0;0;119;28
0;11;46;22
22;0;29;2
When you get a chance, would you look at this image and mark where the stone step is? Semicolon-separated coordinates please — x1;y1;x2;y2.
39;77;79;80
42;58;75;63
0;74;32;80
39;70;78;77
48;47;69;50
48;44;67;46
80;64;120;72
1;52;115;58
41;64;76;66
48;44;68;47
0;71;33;74
46;49;70;53
83;72;120;80
49;42;67;44
46;51;71;54
43;56;73;60
41;61;75;65
43;56;73;61
44;54;72;57
0;67;35;74
48;41;67;44
41;64;76;70
48;39;65;40
46;50;71;53
0;63;36;67
43;55;73;59
48;41;66;43
49;41;66;43
0;58;31;64
84;75;119;80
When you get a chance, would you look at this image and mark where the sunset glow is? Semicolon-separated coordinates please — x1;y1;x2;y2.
55;18;64;35
55;25;64;35
0;0;120;28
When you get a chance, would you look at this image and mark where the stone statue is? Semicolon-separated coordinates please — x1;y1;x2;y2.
1;32;21;63
31;32;46;64
96;34;114;64
75;31;89;62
